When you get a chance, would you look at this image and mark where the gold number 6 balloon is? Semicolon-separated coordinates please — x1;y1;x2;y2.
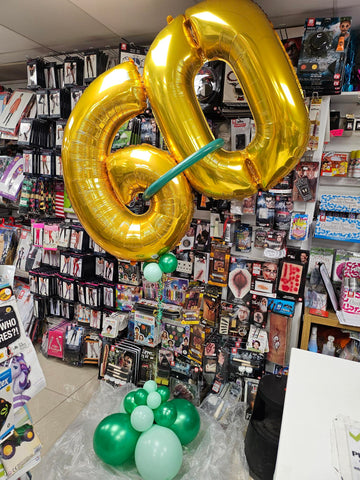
62;62;194;261
62;0;309;262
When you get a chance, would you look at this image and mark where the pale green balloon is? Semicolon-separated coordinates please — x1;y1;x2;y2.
143;263;162;282
143;380;158;393
135;425;183;480
147;391;162;410
130;405;154;432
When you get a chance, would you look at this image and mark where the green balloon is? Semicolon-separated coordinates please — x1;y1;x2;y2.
123;391;137;414
158;253;178;274
134;388;149;406
147;391;162;410
168;398;200;445
93;413;140;466
157;386;170;403
154;403;177;427
131;405;154;432
143;380;158;393
135;425;183;480
143;263;162;282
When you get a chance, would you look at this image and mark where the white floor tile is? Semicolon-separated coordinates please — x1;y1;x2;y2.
70;376;100;403
34;397;85;457
36;353;98;397
27;388;67;424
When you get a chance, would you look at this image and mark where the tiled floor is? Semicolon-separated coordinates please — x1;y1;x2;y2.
27;350;100;476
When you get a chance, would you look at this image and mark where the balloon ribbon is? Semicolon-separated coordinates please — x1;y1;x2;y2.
142;138;224;201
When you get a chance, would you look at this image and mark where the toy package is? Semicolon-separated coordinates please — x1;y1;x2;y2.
321;152;348;176
289;213;310;241
104;341;141;387
266;313;289;366
222;63;248;106
274;195;293;231
119;43;147;75
0;366;14;442
292;162;320;202
256;192;275;227
250;261;278;298
234;224;252;253
0;90;35;136
340;261;360;318
0;293;28;362
297;17;352;96
4;337;46;411
0;155;24;202
0;406;41;478
227;258;252;302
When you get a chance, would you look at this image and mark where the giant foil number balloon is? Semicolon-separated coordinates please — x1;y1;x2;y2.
62;0;309;261
144;0;309;198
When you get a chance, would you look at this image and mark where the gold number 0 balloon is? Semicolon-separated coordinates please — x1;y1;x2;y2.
144;0;310;198
62;0;309;261
62;63;193;261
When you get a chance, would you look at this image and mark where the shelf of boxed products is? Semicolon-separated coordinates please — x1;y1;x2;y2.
300;307;360;350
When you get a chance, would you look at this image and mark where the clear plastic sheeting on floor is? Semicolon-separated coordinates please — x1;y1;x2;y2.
34;382;249;480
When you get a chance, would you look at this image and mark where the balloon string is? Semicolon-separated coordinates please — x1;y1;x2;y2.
155;274;165;325
142;138;224;201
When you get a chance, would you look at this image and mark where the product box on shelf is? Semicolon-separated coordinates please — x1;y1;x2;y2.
321;152;348;176
47;320;69;358
222;63;248;106
340;261;360;318
134;300;163;348
0;366;14;442
297;17;352;96
319;195;360;213
119;43;147;75
315;216;360;243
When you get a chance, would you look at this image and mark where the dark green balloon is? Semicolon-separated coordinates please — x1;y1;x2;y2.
154;403;178;427
93;413;140;466
134;388;149;406
168;398;200;445
123;391;137;414
157;385;170;403
158;253;178;273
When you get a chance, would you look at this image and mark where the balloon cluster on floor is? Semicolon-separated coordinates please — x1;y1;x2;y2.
93;381;200;480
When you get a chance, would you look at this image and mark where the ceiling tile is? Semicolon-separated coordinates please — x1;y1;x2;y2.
0;0;120;51
0;25;42;54
70;0;200;44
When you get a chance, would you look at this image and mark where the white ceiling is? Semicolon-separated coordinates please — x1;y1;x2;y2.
0;0;359;85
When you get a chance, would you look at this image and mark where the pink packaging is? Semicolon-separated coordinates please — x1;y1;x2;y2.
340;287;360;315
47;321;69;358
340;261;360;316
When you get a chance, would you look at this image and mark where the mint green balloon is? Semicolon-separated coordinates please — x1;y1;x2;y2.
154;403;177;427
168;398;200;445
123;391;137;414
147;391;162;410
134;388;149;406
93;413;140;466
157;385;170;403
130;405;154;432
135;425;183;480
143;263;162;282
143;380;158;393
